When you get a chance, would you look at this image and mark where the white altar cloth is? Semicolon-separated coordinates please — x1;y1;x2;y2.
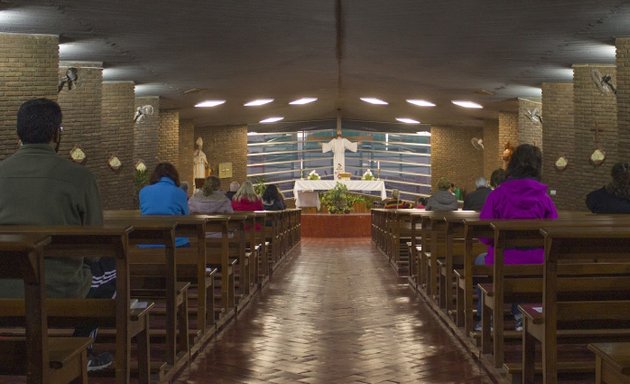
293;179;387;209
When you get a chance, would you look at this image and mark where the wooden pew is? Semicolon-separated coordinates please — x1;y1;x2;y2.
0;233;92;384
520;226;630;384
0;226;153;384
588;342;630;384
101;216;187;371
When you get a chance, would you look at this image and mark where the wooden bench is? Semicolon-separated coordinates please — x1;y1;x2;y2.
0;233;92;384
520;226;630;384
588;342;630;384
0;225;154;384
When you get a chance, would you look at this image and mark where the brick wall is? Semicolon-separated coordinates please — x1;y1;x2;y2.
430;126;484;195
194;125;248;191
617;38;630;159
573;64;618;210
498;112;518;168
101;81;136;209
134;96;160;173
158;110;179;166
0;33;58;159
541;82;577;209
483;119;500;178
179;119;195;191
518;98;543;150
57;61;104;197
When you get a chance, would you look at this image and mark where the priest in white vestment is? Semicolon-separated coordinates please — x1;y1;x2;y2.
322;134;358;179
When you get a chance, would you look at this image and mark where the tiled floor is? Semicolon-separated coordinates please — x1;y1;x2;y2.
174;238;494;384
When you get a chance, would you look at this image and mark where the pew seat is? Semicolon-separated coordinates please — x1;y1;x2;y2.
588;342;630;384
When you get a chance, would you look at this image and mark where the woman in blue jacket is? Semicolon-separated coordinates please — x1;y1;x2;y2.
140;162;189;215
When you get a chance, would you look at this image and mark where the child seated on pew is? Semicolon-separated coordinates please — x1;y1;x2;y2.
474;144;558;331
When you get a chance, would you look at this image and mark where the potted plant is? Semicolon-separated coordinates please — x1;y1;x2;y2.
320;182;365;214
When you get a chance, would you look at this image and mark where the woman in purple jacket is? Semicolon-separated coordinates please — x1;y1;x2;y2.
475;144;558;331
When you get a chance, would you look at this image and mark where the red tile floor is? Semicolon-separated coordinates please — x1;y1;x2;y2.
174;238;494;384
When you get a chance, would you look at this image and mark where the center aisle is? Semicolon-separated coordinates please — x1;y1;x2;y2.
175;238;493;383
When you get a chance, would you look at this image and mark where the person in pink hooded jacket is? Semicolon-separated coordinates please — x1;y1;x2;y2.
475;143;558;331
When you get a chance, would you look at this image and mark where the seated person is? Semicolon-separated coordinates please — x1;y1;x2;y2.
0;98;113;371
262;184;286;211
383;189;413;209
475;144;558;331
225;181;240;200
586;162;630;213
140;162;189;215
139;162;190;247
463;177;491;211
425;178;458;211
489;168;506;188
189;175;233;214
416;196;428;209
231;181;264;211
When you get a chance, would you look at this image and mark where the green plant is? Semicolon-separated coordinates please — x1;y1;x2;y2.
253;177;266;196
320;182;366;214
133;169;149;192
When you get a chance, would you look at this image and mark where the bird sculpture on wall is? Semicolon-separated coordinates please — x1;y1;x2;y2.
57;67;78;93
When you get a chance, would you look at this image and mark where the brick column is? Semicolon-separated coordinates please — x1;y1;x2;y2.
429;125;483;194
482;119;500;178
102;81;136;209
616;38;630;159
0;33;58;159
542;82;576;210
158;110;179;166
57;61;104;194
195;125;248;191
573;64;618;210
498;112;518;168
518;98;543;149
179;119;195;189
134;96;160;173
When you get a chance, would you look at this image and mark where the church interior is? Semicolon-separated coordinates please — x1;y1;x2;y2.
1;1;630;383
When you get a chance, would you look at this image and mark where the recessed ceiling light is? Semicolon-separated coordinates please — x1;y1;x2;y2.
247;131;259;136
406;99;436;107
396;117;421;124
244;98;274;106
259;117;284;123
360;97;388;105
451;100;483;109
195;100;225;108
417;131;432;136
289;97;318;105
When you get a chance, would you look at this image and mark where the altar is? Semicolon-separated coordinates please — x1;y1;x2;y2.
293;179;387;209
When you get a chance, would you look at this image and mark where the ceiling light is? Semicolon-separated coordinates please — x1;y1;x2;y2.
247;131;259;136
260;117;284;123
451;100;483;109
360;97;388;105
406;99;436;107
244;98;274;106
396;118;421;124
289;97;318;105
195;100;225;108
417;131;432;136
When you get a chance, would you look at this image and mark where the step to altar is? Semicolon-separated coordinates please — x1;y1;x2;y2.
301;213;371;237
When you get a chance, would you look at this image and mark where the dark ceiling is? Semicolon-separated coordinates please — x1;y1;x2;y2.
0;0;628;129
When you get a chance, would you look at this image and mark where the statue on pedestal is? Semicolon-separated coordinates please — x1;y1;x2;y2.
193;137;209;187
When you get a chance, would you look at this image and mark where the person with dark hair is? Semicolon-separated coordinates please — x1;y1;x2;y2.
262;184;286;211
225;181;240;200
475;143;557;331
489;168;507;188
425;177;458;211
0;98;113;371
586;162;630;213
139;162;189;215
463;177;491;211
383;189;413;209
188;175;233;214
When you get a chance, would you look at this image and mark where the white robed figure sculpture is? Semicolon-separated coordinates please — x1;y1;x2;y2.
193;137;209;180
322;133;358;179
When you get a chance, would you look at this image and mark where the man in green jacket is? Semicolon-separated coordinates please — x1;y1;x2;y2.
0;98;112;371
